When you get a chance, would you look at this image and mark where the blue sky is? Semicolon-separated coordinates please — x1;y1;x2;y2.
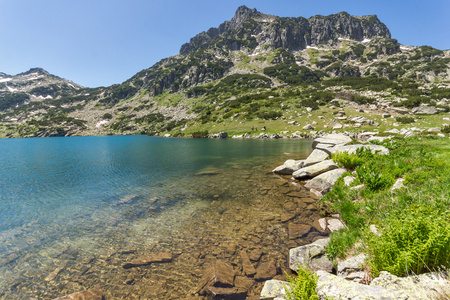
0;0;449;88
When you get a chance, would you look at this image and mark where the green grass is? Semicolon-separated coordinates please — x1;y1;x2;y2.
324;136;450;276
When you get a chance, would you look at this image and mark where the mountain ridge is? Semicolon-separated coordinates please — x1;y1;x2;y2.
0;6;449;138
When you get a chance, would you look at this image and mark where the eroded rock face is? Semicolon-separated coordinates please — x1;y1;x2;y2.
289;238;333;273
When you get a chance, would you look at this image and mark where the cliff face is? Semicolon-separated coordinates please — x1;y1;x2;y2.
180;6;391;55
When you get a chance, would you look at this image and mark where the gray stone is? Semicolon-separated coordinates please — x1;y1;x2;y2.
289;238;333;273
292;160;338;180
303;124;314;130
327;218;346;232
309;188;323;199
337;254;367;282
382;113;391;118
370;224;382;236
344;176;356;186
391;178;405;192
350;116;370;123
371;271;450;299
351;184;365;190
384;128;400;134
312;134;352;149
303;149;330;167
332;123;343;129
304;168;346;194
272;159;305;175
318;218;327;231
428;127;441;132
412;105;439;115
316;271;406;299
331;144;389;156
260;279;289;300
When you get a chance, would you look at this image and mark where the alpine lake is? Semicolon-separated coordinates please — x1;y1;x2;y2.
0;135;326;299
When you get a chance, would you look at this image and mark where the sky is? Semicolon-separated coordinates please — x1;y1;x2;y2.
0;0;449;88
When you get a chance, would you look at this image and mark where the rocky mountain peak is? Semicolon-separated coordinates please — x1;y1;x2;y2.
19;68;51;76
230;5;262;27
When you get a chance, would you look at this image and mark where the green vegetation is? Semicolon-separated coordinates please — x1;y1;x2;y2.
284;264;319;300
0;92;29;111
395;116;415;124
324;137;450;277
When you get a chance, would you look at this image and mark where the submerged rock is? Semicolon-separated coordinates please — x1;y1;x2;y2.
122;252;172;269
53;288;104;300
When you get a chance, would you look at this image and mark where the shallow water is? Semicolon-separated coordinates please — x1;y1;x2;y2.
0;136;322;299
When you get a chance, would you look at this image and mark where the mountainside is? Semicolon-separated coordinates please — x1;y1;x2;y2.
1;6;449;138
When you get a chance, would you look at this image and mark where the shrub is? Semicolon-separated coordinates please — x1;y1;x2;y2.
102;113;113;120
442;125;450;134
332;152;365;170
192;130;208;138
396;116;415;124
356;165;394;191
365;206;450;277
284;264;319;300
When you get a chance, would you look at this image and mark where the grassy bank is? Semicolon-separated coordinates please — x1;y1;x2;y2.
322;134;450;277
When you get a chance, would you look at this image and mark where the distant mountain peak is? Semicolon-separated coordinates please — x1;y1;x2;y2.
19;67;50;76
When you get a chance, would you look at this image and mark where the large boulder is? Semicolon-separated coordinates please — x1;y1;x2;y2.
316;271;405;299
304;168;346;194
371;271;450;299
292;160;338;180
289;238;333;273
412;105;438;115
330;144;389;156
272;159;304;175
303;149;330;167
312;134;352;149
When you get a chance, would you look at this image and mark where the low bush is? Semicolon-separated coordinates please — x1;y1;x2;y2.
396;116;415;124
332;148;373;170
192;130;208;138
284;264;319;300
442;125;450;134
356;164;394;191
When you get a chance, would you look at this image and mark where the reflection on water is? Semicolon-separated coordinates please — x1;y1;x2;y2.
0;136;322;299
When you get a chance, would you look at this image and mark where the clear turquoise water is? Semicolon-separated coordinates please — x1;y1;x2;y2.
0;135;313;299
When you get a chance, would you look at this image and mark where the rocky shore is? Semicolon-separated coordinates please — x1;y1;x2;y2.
262;133;450;300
